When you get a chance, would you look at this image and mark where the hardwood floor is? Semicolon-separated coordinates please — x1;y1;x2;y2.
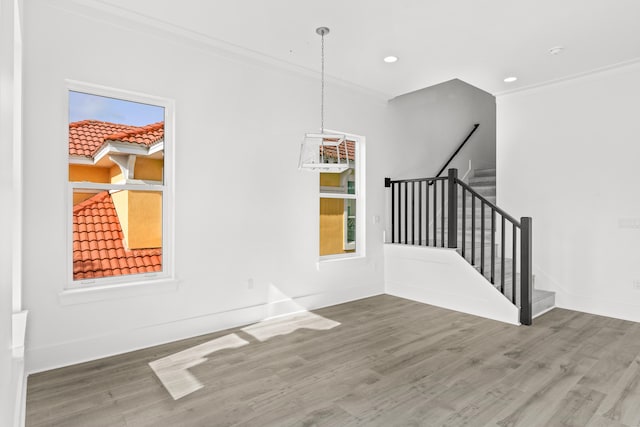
25;295;640;426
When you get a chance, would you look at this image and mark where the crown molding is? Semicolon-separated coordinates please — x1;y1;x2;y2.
52;0;392;102
495;57;640;99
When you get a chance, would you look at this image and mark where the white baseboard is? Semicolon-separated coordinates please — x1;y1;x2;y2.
16;361;26;427
555;289;640;324
26;284;382;374
12;310;28;351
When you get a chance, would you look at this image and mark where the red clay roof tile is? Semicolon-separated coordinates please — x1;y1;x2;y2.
73;191;162;280
319;139;356;162
69;120;164;159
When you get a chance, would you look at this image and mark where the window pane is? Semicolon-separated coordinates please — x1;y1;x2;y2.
72;188;163;281
320;197;356;256
319;140;356;194
68;91;165;185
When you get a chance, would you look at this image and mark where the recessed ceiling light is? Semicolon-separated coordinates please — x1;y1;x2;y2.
549;46;564;56
383;56;398;63
504;76;518;83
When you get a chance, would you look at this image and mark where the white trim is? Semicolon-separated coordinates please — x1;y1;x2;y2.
11;0;22;315
93;140;158;164
55;0;391;102
28;284;382;374
69;141;164;166
17;367;26;427
59;278;180;305
148;141;164;155
70;181;164;192
318;192;357;200
319;253;366;263
318;130;366;260
108;153;135;180
11;310;27;351
495;57;640;98
65;80;176;295
68;156;94;165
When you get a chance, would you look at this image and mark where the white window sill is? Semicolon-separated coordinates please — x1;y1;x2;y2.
318;254;366;267
59;278;180;306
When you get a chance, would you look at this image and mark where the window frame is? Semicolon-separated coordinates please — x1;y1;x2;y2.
64;80;175;291
318;131;365;261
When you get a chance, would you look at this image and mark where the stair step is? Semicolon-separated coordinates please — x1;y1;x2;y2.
468;185;496;197
469;176;496;186
533;290;555;317
473;168;496;178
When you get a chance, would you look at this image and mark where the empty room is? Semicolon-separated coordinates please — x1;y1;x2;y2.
2;0;640;426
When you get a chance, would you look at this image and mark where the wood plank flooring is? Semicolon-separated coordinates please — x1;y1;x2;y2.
25;295;640;426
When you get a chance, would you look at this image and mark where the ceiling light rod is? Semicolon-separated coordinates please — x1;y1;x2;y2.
298;27;348;173
317;26;328;133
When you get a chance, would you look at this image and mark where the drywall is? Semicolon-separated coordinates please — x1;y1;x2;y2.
387;79;496;181
1;0;26;424
497;61;640;322
384;245;519;325
22;0;393;372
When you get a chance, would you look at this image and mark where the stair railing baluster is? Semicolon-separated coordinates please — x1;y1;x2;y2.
411;182;415;245
440;180;445;247
491;209;495;284
512;223;517;304
418;181;422;245
501;216;505;294
433;181;437;247
480;201;485;276
391;181;395;243
447;169;458;249
426;180;430;246
404;182;408;244
471;194;476;266
461;186;466;259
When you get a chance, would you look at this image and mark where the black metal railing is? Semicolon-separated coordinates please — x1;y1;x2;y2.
434;123;480;179
385;168;533;325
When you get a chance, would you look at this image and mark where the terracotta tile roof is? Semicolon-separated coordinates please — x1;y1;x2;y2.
320;139;355;161
73;191;162;280
69;120;164;159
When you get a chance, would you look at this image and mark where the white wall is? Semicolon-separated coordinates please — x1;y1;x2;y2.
1;0;26;424
497;61;640;322
23;0;393;372
387;78;496;180
385;245;519;325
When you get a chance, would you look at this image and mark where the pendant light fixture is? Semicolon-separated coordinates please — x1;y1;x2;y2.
298;27;348;173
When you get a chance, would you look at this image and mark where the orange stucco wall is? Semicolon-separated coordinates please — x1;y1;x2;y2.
319;197;345;256
134;158;163;181
112;189;162;249
69;164;110;183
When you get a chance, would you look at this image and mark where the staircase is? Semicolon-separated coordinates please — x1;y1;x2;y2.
386;166;555;324
464;168;555;318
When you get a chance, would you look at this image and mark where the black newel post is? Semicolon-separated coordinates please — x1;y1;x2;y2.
447;168;458;248
520;217;533;325
385;178;394;243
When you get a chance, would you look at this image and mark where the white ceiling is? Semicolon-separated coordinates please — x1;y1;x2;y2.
98;0;640;98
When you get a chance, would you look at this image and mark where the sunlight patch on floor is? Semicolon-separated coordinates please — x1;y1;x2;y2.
149;311;340;400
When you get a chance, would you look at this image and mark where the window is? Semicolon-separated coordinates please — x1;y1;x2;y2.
66;81;173;288
319;134;364;259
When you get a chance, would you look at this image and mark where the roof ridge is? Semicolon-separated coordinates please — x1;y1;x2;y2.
69;119;138;129
105;121;164;141
72;190;110;213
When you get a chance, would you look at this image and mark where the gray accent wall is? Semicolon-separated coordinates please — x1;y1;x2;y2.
387;79;496;180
